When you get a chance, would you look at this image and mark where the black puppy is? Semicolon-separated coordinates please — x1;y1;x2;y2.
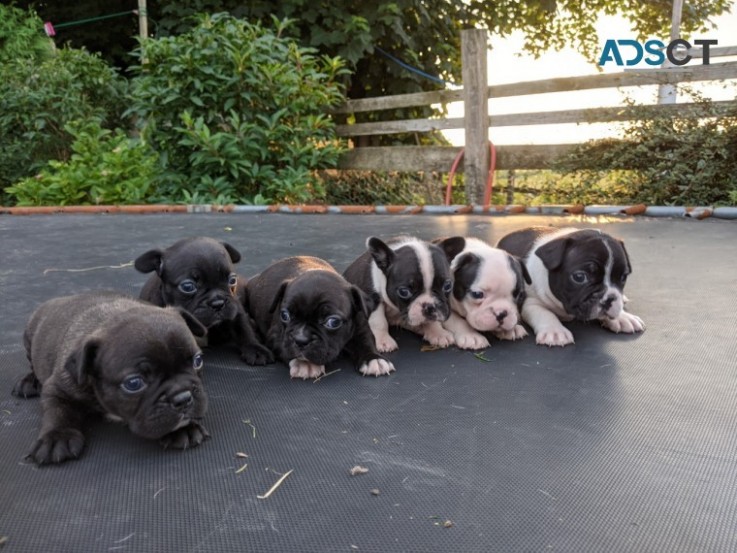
12;291;209;465
247;256;394;379
135;237;273;365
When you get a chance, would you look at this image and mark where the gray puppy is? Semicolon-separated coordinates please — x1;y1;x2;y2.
135;237;273;365
12;291;209;465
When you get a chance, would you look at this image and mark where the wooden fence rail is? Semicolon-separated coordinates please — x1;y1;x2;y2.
334;31;737;203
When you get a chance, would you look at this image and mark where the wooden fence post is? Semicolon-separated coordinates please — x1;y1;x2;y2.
461;29;490;205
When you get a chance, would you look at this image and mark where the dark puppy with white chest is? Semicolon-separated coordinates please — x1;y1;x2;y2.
436;236;531;349
12;291;209;465
343;236;458;352
497;226;645;346
135;237;273;365
247;256;394;379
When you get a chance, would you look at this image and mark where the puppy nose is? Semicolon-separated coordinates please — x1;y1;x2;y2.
495;310;508;323
293;328;311;348
422;304;436;317
209;297;226;310
601;294;616;310
171;390;193;409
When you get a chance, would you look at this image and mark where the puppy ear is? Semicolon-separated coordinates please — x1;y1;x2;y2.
64;338;101;386
222;242;241;264
175;308;207;338
367;237;395;272
509;254;532;285
437;236;466;263
451;252;479;300
134;249;164;275
617;239;633;275
268;281;290;314
349;286;370;318
454;252;478;272
535;238;570;271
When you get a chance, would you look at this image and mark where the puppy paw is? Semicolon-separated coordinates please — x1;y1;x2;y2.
495;325;528;341
453;330;490;350
602;311;645;334
12;372;41;398
536;326;575;347
359;358;396;377
289;359;325;380
160;421;210;450
28;428;85;465
423;325;455;348
374;333;398;353
241;344;275;366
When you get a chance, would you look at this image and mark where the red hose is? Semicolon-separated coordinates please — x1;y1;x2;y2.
444;141;496;207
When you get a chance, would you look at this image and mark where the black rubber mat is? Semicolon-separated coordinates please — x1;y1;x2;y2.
1;213;735;552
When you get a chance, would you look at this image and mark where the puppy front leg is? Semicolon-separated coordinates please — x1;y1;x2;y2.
288;359;325;380
493;325;528;341
443;312;489;350
29;392;86;465
523;301;574;347
233;309;275;365
600;311;645;334
368;304;398;353
347;313;395;377
420;320;455;348
160;421;210;450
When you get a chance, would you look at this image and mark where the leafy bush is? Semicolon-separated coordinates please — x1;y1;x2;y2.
0;4;55;65
0;44;128;197
128;13;348;204
556;93;737;205
7;121;159;206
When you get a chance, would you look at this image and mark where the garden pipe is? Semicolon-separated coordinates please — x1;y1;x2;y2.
444;142;496;206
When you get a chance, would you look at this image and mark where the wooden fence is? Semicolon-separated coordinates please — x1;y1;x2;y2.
333;29;737;203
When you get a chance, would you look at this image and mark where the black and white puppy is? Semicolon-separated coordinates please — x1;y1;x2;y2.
343;236;457;352
246;256;394;379
436;236;531;349
135;237;273;365
12;291;209;465
497;227;645;346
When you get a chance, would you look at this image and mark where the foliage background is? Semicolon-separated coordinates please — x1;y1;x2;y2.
1;2;736;206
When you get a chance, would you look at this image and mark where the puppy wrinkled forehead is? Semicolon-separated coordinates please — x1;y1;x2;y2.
285;271;352;312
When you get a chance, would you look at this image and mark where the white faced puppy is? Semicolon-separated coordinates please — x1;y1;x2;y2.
12;291;209;465
343;236;456;352
436;237;531;350
497;227;645;346
247;256;394;379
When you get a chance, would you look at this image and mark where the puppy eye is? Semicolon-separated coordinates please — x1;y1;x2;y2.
280;309;291;323
228;273;238;287
323;316;343;330
571;271;589;285
397;287;412;300
178;280;197;294
620;274;628;284
193;352;204;371
442;280;453;295
470;290;484;300
121;375;146;394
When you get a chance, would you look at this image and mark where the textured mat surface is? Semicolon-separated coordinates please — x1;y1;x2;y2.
1;213;735;552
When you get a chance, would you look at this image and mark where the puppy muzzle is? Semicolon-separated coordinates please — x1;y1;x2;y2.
407;299;450;326
192;293;238;326
589;289;625;320
128;383;207;440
